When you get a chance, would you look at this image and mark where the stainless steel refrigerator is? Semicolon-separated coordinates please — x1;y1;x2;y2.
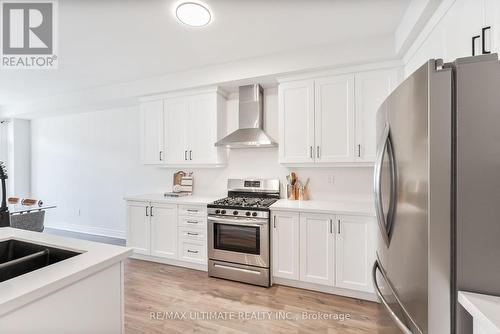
372;54;500;334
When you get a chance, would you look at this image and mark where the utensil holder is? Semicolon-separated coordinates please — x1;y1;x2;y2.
298;186;309;201
287;184;298;200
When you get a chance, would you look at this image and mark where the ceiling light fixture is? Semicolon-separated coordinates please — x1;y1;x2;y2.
175;2;212;27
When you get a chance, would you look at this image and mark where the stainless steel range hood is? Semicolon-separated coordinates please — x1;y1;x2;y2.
215;84;277;148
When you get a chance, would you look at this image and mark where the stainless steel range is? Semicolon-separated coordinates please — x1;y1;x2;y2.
207;179;279;287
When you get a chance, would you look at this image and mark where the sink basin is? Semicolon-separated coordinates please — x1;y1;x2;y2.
0;239;81;283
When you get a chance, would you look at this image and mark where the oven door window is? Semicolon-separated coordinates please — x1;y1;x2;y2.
214;223;260;255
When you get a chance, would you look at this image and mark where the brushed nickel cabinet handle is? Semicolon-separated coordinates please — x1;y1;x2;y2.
358;144;361;158
187;232;199;236
273;216;276;228
187;249;199;254
186;220;198;224
145;206;149;217
329;219;333;234
338;219;341;234
310;146;313;159
187;209;199;213
184;150;187;160
317;146;320;158
150;206;154;217
189;150;192;160
159;151;162;161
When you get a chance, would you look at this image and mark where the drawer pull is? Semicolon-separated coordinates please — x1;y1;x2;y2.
186;220;199;224
187;250;199;254
186;209;199;213
187;232;199;236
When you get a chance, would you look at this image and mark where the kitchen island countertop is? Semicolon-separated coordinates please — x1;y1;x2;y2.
0;227;132;316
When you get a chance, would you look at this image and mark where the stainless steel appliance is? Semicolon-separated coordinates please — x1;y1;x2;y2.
207;179;279;287
372;54;500;334
214;84;277;148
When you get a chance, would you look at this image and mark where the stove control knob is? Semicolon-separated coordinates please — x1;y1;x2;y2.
233;211;239;216
215;209;220;214
220;210;226;215
252;212;258;217
245;211;251;216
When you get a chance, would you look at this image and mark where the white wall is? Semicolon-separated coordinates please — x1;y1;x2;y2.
31;89;373;238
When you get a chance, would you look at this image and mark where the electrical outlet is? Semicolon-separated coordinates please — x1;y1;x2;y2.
328;175;335;185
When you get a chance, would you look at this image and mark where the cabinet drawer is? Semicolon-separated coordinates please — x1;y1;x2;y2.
178;240;206;264
178;205;207;217
178;215;207;228
178;227;206;241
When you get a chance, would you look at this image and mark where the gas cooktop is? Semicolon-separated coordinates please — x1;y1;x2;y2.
209;196;278;209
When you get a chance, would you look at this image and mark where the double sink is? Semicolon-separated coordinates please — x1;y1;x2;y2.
0;239;81;283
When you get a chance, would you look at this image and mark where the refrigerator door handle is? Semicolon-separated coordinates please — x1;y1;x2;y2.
374;122;397;246
372;260;423;334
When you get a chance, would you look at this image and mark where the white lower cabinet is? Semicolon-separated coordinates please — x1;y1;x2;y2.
299;213;335;285
272;211;300;280
272;210;375;298
127;201;150;255
150;204;177;259
127;201;207;269
335;215;374;292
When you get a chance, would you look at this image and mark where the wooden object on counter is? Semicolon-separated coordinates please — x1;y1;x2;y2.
8;197;19;204
287;184;298;200
173;171;186;191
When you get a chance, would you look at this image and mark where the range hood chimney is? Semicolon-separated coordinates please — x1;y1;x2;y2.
215;84;277;148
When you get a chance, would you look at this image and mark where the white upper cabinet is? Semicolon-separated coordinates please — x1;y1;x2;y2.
355;69;399;162
140;100;164;165
314;74;355;163
140;87;226;167
164;97;189;164
278;66;400;166
442;0;484;60
187;93;225;164
278;80;315;163
484;0;500;54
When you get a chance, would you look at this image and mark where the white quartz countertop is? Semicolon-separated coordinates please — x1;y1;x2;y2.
458;291;500;333
0;227;132;316
124;193;219;205
270;199;375;216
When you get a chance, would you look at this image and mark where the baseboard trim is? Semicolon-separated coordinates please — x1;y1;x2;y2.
272;277;378;303
44;223;126;239
130;254;208;272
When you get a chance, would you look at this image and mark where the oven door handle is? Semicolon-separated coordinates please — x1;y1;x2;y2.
208;217;267;226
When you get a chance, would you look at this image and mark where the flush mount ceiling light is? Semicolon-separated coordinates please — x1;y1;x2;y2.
175;2;212;27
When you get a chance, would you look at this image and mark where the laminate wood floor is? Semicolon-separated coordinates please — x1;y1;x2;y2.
124;259;400;334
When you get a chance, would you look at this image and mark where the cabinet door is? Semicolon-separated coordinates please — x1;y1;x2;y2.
272;211;300;280
278;80;315;163
187;93;219;164
314;74;355;163
355;69;399;162
164;97;189;164
127;201;150;255
484;0;500;54
150;203;178;259
335;215;374;292
443;0;484;59
299;213;335;286
140;100;164;165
